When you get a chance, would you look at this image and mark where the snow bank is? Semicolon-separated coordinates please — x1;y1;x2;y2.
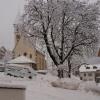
50;75;100;95
51;76;81;90
0;73;100;100
79;81;100;95
37;73;58;82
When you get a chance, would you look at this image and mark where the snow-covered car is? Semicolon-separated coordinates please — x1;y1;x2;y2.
5;64;37;79
5;67;21;77
19;67;37;79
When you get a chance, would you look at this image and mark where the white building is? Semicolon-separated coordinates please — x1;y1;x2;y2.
79;64;100;83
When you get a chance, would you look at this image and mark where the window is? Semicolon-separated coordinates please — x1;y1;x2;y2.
80;77;82;80
93;66;97;69
30;54;32;58
84;73;86;77
16;35;20;41
88;73;92;76
86;67;90;69
24;52;27;56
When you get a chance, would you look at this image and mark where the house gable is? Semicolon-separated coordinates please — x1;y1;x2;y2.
13;36;36;62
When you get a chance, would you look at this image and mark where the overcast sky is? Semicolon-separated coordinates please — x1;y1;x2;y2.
0;0;96;50
0;0;25;50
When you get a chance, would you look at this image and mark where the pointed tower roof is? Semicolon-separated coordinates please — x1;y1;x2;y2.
14;11;22;25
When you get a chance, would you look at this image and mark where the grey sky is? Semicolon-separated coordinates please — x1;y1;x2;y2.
0;0;25;50
0;0;96;50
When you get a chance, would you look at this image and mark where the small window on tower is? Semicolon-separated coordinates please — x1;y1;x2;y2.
16;35;20;41
16;26;19;32
30;54;32;58
24;52;27;56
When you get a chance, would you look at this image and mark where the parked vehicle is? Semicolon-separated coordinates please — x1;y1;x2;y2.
5;64;37;79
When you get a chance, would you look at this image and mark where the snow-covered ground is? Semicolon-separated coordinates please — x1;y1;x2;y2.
0;73;100;100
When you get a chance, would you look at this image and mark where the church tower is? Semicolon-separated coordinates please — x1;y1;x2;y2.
13;12;47;70
14;24;21;45
13;12;22;45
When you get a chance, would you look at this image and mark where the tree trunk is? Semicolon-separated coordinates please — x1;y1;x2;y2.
57;69;64;78
57;63;64;78
43;33;58;66
68;57;71;78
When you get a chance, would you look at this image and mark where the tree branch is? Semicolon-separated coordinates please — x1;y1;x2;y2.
50;25;61;60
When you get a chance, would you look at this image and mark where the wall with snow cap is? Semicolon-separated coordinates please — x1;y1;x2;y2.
0;84;25;100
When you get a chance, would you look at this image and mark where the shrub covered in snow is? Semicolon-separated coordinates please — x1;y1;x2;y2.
79;81;100;95
50;75;100;95
38;72;100;95
51;77;81;90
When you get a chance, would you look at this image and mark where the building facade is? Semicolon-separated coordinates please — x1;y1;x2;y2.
80;71;96;81
79;64;100;83
13;24;46;70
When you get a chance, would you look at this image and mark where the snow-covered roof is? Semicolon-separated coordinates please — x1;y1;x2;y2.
79;64;100;72
7;56;35;64
86;57;100;65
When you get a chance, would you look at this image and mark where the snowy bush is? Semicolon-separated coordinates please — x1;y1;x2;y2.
38;73;58;82
51;77;81;90
79;81;100;95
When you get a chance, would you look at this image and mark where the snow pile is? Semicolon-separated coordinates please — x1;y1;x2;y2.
37;73;58;82
51;76;81;90
79;81;100;95
0;73;100;100
50;74;100;94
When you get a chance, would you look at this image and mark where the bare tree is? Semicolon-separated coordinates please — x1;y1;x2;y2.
19;0;99;78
